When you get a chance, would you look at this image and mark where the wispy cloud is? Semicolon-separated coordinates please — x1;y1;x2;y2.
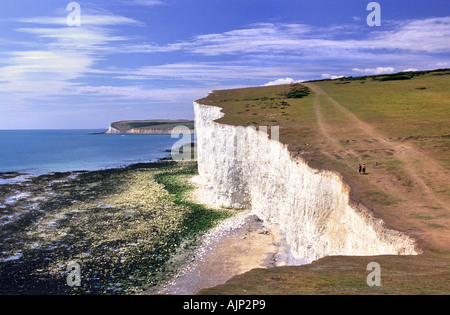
0;10;140;102
0;50;92;90
18;14;143;26
352;67;395;75
368;17;450;53
114;62;307;83
128;17;450;57
16;26;128;52
116;17;450;88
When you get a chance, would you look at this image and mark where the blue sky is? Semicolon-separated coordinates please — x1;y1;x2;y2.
0;0;449;129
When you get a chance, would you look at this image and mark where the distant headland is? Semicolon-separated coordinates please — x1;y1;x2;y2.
103;120;195;135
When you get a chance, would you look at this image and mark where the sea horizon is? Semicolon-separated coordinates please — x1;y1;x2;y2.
0;129;189;178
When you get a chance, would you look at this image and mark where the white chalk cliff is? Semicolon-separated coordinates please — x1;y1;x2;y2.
107;125;121;134
193;101;420;264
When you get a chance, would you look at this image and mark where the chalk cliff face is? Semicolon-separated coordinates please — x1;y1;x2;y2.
124;128;177;134
107;125;121;134
193;101;420;264
105;125;179;135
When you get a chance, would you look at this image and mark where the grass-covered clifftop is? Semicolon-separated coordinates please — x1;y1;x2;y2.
196;68;450;294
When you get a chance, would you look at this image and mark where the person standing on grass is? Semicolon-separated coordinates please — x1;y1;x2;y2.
363;164;366;174
359;164;362;175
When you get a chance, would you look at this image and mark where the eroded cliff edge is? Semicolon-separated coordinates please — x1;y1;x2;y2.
193;101;420;264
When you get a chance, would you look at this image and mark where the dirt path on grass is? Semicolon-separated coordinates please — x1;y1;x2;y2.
304;82;450;251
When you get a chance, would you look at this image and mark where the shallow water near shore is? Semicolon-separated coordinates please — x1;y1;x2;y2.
0;161;232;294
0;129;190;175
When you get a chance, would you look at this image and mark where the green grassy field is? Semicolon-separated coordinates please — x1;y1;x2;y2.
196;69;450;295
315;75;450;138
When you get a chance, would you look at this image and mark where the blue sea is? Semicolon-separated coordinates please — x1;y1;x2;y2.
0;129;189;176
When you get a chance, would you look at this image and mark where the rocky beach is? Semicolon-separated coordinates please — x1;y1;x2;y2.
0;161;235;294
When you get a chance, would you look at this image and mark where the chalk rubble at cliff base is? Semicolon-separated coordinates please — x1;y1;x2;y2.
193;101;420;264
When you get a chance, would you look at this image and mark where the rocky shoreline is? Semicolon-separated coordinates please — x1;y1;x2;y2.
0;161;231;294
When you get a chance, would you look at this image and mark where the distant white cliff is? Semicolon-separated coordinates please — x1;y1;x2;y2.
193;101;420;264
107;125;121;134
104;120;195;135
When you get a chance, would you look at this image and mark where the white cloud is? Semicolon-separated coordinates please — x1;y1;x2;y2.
0;50;92;96
352;67;395;75
403;68;418;72
16;26;128;52
0;10;139;102
115;62;306;83
129;23;319;56
321;74;344;80
264;78;294;86
263;78;305;86
130;17;450;57
19;14;143;26
369;17;450;53
128;17;450;58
